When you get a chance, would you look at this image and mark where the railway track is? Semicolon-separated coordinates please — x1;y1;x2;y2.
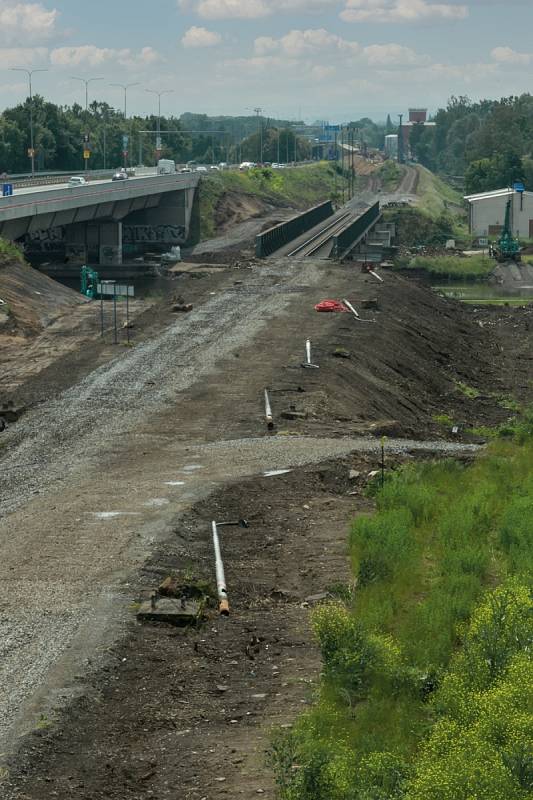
287;211;353;258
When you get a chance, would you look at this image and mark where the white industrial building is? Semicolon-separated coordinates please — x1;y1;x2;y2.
384;134;398;159
465;188;533;240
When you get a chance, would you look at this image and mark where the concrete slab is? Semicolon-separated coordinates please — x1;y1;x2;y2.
137;596;202;626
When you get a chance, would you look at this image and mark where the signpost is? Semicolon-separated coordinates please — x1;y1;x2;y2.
122;135;129;168
83;133;91;170
97;281;135;344
97;283;134;297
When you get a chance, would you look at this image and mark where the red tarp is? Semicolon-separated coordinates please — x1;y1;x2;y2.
314;300;349;313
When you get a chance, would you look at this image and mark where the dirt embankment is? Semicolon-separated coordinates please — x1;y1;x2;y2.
0;260;85;336
2;250;533;799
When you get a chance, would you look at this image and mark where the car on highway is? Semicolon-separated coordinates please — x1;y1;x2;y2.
209;165;220;172
179;167;193;173
68;176;88;187
195;166;208;173
112;169;128;181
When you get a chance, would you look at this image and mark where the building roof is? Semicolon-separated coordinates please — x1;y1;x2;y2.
464;188;533;202
401;121;436;127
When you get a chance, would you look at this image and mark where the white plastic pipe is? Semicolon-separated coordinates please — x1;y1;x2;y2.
264;389;274;429
342;298;359;317
369;269;384;283
342;298;376;324
212;521;229;615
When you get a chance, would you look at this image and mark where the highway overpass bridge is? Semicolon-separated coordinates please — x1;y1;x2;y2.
0;172;200;265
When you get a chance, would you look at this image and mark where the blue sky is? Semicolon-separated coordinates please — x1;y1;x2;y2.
0;0;529;122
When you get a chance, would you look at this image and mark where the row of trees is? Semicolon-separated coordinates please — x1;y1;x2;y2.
0;97;314;173
407;94;533;193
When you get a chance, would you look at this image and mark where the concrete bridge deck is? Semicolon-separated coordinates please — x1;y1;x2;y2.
0;172;200;265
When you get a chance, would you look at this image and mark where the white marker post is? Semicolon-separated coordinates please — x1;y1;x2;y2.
302;338;319;369
264;389;274;430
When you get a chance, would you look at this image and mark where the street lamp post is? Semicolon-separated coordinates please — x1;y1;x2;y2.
146;89;174;162
110;81;140;119
71;75;104;171
110;82;140;168
10;67;48;177
254;107;263;164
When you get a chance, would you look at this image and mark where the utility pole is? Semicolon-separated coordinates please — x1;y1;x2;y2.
10;67;48;177
398;113;404;165
146;89;174;162
111;83;139;169
71;76;104;171
254;107;263;164
110;82;139;119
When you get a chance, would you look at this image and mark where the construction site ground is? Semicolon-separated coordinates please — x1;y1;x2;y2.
1;208;533;799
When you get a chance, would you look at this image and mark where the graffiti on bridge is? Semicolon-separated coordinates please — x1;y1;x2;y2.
24;226;65;252
123;225;186;245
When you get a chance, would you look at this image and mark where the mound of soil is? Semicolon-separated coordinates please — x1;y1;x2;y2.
214;191;277;235
0;261;86;336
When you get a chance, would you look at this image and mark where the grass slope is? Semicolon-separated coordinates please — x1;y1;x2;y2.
416;165;465;219
397;253;495;280
270;420;533;800
199;162;347;239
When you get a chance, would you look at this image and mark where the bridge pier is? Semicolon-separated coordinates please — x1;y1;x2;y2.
122;188;195;254
98;222;123;265
65;223;88;265
65;221;123;265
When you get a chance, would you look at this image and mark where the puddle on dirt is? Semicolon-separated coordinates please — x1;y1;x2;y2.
263;469;293;477
433;282;533;305
164;481;186;486
144;498;170;508
180;464;204;472
91;511;141;519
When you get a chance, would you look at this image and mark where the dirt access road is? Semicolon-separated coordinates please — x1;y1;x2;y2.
1;250;531;798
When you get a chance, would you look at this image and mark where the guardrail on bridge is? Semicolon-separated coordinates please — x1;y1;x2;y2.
331;202;380;260
255;200;334;258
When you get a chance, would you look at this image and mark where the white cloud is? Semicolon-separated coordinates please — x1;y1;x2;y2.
491;46;532;65
0;1;58;43
254;28;360;57
362;43;430;66
341;0;468;23
50;45;162;68
310;64;336;80
251;29;427;69
0;46;48;68
179;0;337;19
182;25;222;47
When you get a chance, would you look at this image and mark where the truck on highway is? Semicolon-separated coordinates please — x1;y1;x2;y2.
157;159;176;175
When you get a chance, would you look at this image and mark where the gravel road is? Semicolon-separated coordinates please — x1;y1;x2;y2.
0;261;324;519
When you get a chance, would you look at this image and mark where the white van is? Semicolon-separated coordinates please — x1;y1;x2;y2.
157;159;176;175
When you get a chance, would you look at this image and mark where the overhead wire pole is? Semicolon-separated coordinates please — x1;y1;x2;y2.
110;82;140;168
10;67;48;177
71;75;104;171
254;107;263;164
398;113;404;165
146;89;174;162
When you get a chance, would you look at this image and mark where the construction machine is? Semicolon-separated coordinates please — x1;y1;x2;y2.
494;196;521;262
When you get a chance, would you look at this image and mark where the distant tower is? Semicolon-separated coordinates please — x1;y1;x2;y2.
398;114;404;164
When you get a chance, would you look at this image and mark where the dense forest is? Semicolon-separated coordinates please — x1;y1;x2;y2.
409;94;533;193
0;97;313;173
